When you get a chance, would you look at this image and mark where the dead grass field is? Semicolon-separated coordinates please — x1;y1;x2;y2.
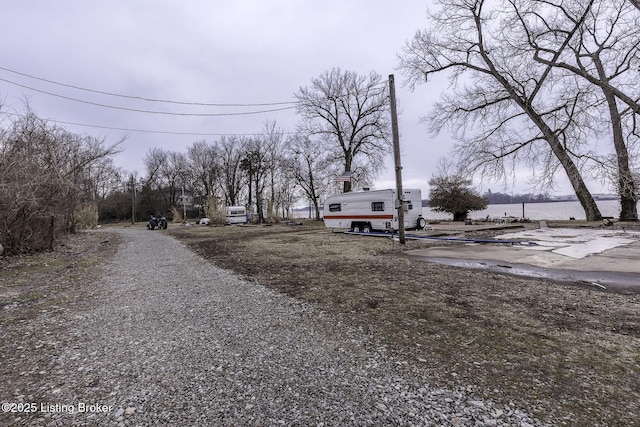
168;221;640;426
1;223;638;425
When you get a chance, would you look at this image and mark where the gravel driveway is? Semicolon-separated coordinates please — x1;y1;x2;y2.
3;228;546;426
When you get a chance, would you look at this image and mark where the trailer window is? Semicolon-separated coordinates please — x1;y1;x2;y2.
329;203;341;212
371;202;385;211
404;202;413;211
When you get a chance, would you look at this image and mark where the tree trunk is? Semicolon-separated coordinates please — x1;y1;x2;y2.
453;211;468;221
541;124;603;221
254;176;263;223
478;44;603;221
343;154;353;193
247;172;253;217
312;192;322;220
497;76;602;220
593;56;638;221
519;108;602;221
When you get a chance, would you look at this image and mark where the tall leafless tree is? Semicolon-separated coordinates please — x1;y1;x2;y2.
286;132;333;220
240;137;271;223
261;120;287;220
218;136;247;206
187;140;222;212
295;68;392;192
143;148;189;215
514;0;639;220
399;0;604;221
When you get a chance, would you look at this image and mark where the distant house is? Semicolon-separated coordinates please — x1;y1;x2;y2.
176;190;194;210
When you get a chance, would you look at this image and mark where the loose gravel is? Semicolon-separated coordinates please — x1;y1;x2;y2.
2;228;548;426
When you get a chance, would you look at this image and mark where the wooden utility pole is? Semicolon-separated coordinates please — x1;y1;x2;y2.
389;74;405;244
130;175;136;224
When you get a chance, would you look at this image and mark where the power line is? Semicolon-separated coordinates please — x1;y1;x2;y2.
0;66;391;135
52;119;294;136
0;65;389;110
0;110;294;137
0;77;297;116
0;65;296;107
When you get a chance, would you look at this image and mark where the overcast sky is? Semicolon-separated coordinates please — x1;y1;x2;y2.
1;1;593;197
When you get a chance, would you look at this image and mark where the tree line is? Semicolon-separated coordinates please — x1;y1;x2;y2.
2;1;639;252
103;68;392;226
0;68;392;252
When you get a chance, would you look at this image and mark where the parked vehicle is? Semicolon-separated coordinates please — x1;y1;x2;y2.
147;215;168;230
226;206;247;224
147;216;159;230
322;189;426;232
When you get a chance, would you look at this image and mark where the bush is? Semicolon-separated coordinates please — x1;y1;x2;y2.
171;206;183;223
74;202;99;229
204;196;226;225
0;108;119;253
428;174;488;221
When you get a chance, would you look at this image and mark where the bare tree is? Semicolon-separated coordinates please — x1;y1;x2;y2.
218;136;247;206
141;148;167;217
286;132;333;220
143;148;189;215
187;140;222;213
295;68;392;192
521;1;640;117
0;106;121;253
261;120;286;221
240;138;271;223
514;0;639;220
399;0;603;221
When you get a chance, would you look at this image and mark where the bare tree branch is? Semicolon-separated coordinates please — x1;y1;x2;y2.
295;68;391;192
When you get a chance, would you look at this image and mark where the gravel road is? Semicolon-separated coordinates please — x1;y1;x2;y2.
3;228;547;426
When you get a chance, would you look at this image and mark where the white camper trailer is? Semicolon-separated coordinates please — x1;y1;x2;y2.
226;206;247;224
323;189;426;232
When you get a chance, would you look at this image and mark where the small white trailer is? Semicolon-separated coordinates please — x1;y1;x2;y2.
322;189;426;232
226;206;247;224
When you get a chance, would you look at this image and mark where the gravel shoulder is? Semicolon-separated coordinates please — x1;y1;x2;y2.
1;227;546;426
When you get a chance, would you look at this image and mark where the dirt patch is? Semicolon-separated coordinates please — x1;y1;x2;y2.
0;232;119;311
169;221;640;426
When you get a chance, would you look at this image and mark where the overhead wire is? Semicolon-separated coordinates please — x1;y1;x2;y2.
0;65;391;137
0;111;293;137
0;65;388;113
0;65;296;107
0;77;297;116
0;114;290;140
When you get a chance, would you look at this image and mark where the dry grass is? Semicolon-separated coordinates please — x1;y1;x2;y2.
168;220;640;426
0;231;119;319
1;222;637;425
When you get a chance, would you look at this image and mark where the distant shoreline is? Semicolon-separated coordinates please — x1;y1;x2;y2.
422;194;620;207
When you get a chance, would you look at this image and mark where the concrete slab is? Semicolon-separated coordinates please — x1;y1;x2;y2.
404;227;640;290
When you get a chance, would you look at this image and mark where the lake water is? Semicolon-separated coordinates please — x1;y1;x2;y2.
422;199;630;221
296;199;634;221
